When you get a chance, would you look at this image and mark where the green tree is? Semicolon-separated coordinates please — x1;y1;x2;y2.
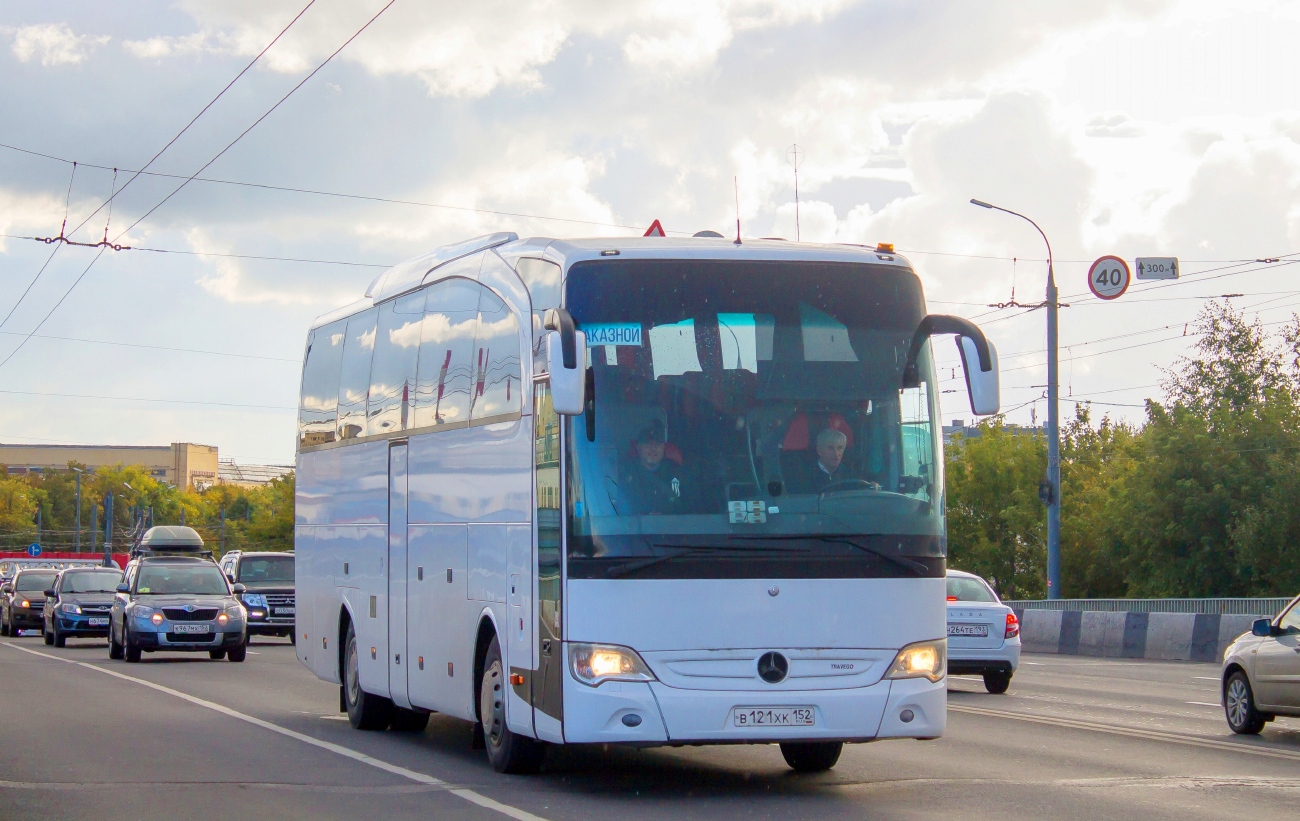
1059;406;1138;598
944;419;1046;599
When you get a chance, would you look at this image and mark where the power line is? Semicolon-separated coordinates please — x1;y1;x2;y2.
0;2;394;372
62;0;319;243
2;232;391;268
0;389;295;411
0;142;664;234
0;330;299;363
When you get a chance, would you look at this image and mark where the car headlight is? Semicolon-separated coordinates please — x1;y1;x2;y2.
19;599;30;608
224;604;245;620
150;612;164;625
568;643;656;687
60;602;82;615
133;605;155;618
241;593;267;608
885;638;947;683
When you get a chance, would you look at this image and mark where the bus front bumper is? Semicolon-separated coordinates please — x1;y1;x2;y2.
560;675;945;745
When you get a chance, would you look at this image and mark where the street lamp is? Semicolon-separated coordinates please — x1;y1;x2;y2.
970;198;1062;600
72;467;84;553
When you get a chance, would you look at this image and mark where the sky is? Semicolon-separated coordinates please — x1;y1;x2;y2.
3;0;1300;464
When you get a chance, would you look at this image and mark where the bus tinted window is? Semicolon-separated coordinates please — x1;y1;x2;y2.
299;319;347;448
368;292;424;436
336;309;378;441
471;286;522;421
413;278;479;428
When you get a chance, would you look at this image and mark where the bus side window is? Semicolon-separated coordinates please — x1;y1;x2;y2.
336;309;378;441
516;257;561;361
470;285;522;422
299;319;347;448
367;292;424;436
412;278;479;428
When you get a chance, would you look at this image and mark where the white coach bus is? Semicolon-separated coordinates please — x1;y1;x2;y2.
294;232;999;773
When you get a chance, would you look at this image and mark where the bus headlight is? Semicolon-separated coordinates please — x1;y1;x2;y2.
885;639;946;683
569;643;656;687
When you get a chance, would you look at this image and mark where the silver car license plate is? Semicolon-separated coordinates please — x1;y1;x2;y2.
88;617;108;626
733;707;815;727
273;607;295;615
172;623;211;634
948;623;989;637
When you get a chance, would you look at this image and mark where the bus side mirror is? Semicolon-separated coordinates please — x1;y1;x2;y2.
544;308;587;416
958;336;1000;416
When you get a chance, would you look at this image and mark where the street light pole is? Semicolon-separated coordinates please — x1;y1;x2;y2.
971;198;1062;599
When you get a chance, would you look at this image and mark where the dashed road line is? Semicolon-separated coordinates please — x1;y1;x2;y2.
1;641;548;821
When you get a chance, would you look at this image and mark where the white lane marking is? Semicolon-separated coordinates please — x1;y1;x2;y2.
321;715;349;721
1186;701;1221;708
1194;676;1219;681
950;703;1300;762
1;642;548;821
1022;662;1042;665
248;651;262;655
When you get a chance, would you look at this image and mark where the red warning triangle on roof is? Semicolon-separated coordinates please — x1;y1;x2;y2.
643;219;666;237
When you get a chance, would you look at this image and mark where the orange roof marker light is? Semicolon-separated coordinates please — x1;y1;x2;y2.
643;219;666;237
876;242;895;253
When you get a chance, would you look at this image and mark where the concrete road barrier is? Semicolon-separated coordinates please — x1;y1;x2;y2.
1013;609;1267;663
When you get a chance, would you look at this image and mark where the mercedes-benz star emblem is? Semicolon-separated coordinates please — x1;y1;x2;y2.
757;651;788;684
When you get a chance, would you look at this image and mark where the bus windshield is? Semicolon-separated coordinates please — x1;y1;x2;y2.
564;258;944;580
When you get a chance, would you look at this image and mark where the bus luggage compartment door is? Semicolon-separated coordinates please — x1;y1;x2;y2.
388;443;412;709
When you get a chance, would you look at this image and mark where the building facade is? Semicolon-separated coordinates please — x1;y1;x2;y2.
0;442;219;489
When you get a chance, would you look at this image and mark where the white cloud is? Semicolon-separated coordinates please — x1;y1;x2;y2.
185;229;351;306
122;32;212;59
8;23;109;66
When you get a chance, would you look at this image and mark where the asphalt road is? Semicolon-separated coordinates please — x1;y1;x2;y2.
1;633;1297;821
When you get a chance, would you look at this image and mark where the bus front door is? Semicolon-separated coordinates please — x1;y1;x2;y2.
388;442;411;709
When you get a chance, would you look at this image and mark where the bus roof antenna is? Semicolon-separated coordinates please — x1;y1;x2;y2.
734;176;742;245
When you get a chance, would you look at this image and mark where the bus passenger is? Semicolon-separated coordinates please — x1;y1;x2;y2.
619;420;686;514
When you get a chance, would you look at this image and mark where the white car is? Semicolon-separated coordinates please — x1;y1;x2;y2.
1221;592;1300;734
946;569;1020;693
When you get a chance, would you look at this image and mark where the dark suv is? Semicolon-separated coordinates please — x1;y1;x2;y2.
1;569;60;636
219;551;295;643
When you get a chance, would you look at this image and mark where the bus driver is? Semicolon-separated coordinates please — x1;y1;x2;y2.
619;420;686;515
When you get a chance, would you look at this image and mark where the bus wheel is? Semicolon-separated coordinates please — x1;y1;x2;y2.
390;708;430;733
780;741;843;772
343;621;393;730
478;635;545;774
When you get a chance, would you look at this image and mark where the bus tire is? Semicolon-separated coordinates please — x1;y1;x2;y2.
343;621;393;730
479;635;545;774
390;708;430;733
780;741;843;772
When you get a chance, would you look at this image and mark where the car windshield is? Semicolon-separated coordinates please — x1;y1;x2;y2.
15;572;57;592
563;258;943;579
61;571;124;594
237;555;294;584
947;576;998;602
135;565;228;595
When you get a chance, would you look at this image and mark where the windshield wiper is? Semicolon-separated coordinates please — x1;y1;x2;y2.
604;543;809;579
730;534;931;575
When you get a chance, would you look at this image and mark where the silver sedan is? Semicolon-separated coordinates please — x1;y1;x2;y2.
1222;592;1300;734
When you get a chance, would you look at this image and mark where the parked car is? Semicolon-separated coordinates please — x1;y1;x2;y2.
946;569;1021;693
218;550;295;643
109;555;249;663
42;566;124;646
0;568;60;636
1221;592;1300;734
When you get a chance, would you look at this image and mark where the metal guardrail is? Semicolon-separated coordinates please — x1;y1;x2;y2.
1003;597;1293;616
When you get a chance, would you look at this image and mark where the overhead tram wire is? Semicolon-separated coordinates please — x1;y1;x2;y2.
0;388;295;411
0;141;674;234
58;0;319;244
0;1;397;373
1;232;391;268
0;330;299;363
0;162;77;330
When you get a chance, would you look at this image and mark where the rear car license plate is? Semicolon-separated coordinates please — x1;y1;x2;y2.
273;607;295;615
88;618;108;626
948;623;989;637
733;707;815;727
172;623;211;634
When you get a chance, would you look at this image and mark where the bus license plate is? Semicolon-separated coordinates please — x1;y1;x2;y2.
733;707;815;727
273;607;295;616
173;623;211;634
88;618;108;626
948;623;988;637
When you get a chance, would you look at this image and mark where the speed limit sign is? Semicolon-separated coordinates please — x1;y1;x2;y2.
1088;255;1130;300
